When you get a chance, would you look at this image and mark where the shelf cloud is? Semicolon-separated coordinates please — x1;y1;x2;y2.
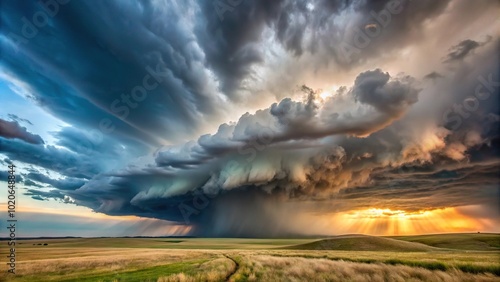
0;0;498;236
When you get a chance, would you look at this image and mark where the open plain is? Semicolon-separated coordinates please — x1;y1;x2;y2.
1;233;499;282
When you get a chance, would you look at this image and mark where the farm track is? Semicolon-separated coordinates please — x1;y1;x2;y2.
223;254;240;282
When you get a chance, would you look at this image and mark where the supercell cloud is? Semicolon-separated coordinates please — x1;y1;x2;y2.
0;0;499;236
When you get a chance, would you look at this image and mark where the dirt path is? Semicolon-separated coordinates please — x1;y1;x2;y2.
223;254;240;282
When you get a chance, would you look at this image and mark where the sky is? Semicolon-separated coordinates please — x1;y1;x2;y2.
0;0;499;237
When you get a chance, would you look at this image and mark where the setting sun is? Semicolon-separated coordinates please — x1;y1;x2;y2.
333;206;494;235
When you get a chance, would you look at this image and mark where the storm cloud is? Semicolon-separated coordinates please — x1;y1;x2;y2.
0;0;498;236
0;118;44;144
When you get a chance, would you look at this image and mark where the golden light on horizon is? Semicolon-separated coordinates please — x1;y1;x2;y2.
334;206;494;235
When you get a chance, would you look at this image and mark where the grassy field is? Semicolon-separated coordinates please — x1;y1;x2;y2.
285;234;439;251
11;238;314;250
388;233;500;251
0;233;498;281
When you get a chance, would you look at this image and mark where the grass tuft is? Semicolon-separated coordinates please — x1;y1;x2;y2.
384;259;448;271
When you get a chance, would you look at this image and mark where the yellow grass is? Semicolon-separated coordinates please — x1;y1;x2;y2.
157;257;236;282
1;237;498;281
230;255;498;282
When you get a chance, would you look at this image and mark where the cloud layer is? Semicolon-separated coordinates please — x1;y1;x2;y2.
0;0;499;236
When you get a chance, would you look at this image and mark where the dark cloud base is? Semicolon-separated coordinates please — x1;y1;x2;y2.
0;0;499;236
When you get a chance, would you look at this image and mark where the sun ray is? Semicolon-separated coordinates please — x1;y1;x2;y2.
311;206;497;235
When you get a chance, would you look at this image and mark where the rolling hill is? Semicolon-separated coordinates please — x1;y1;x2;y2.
388;233;500;251
284;234;439;252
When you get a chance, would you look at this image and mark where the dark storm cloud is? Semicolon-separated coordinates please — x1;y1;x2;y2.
0;137;100;179
24;188;65;201
62;38;499;236
7;114;33;125
52;126;144;158
1;0;223;146
443;38;491;63
0;170;22;182
195;0;454;95
438;38;500;135
54;67;421;228
0;0;493;144
0;118;44;144
30;195;47;201
423;72;443;80
25;172;85;190
334;150;500;213
153;69;420;170
196;0;285;97
0;126;148;189
272;0;452;66
352;69;418;114
24;179;44;188
1;0;499;236
339;0;450;64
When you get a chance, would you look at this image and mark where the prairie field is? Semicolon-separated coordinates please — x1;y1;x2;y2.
0;234;499;282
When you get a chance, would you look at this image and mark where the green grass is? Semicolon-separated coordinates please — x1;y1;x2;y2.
2;234;499;281
11;259;209;282
384;259;448;271
387;233;500;251
61;260;207;282
383;259;500;275
226;253;500;282
17;233;499;251
455;263;500;276
161;240;184;243
265;248;500;275
268;253;500;275
16;237;315;250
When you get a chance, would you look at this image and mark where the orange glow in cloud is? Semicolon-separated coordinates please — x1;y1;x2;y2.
333;206;496;235
298;205;498;236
